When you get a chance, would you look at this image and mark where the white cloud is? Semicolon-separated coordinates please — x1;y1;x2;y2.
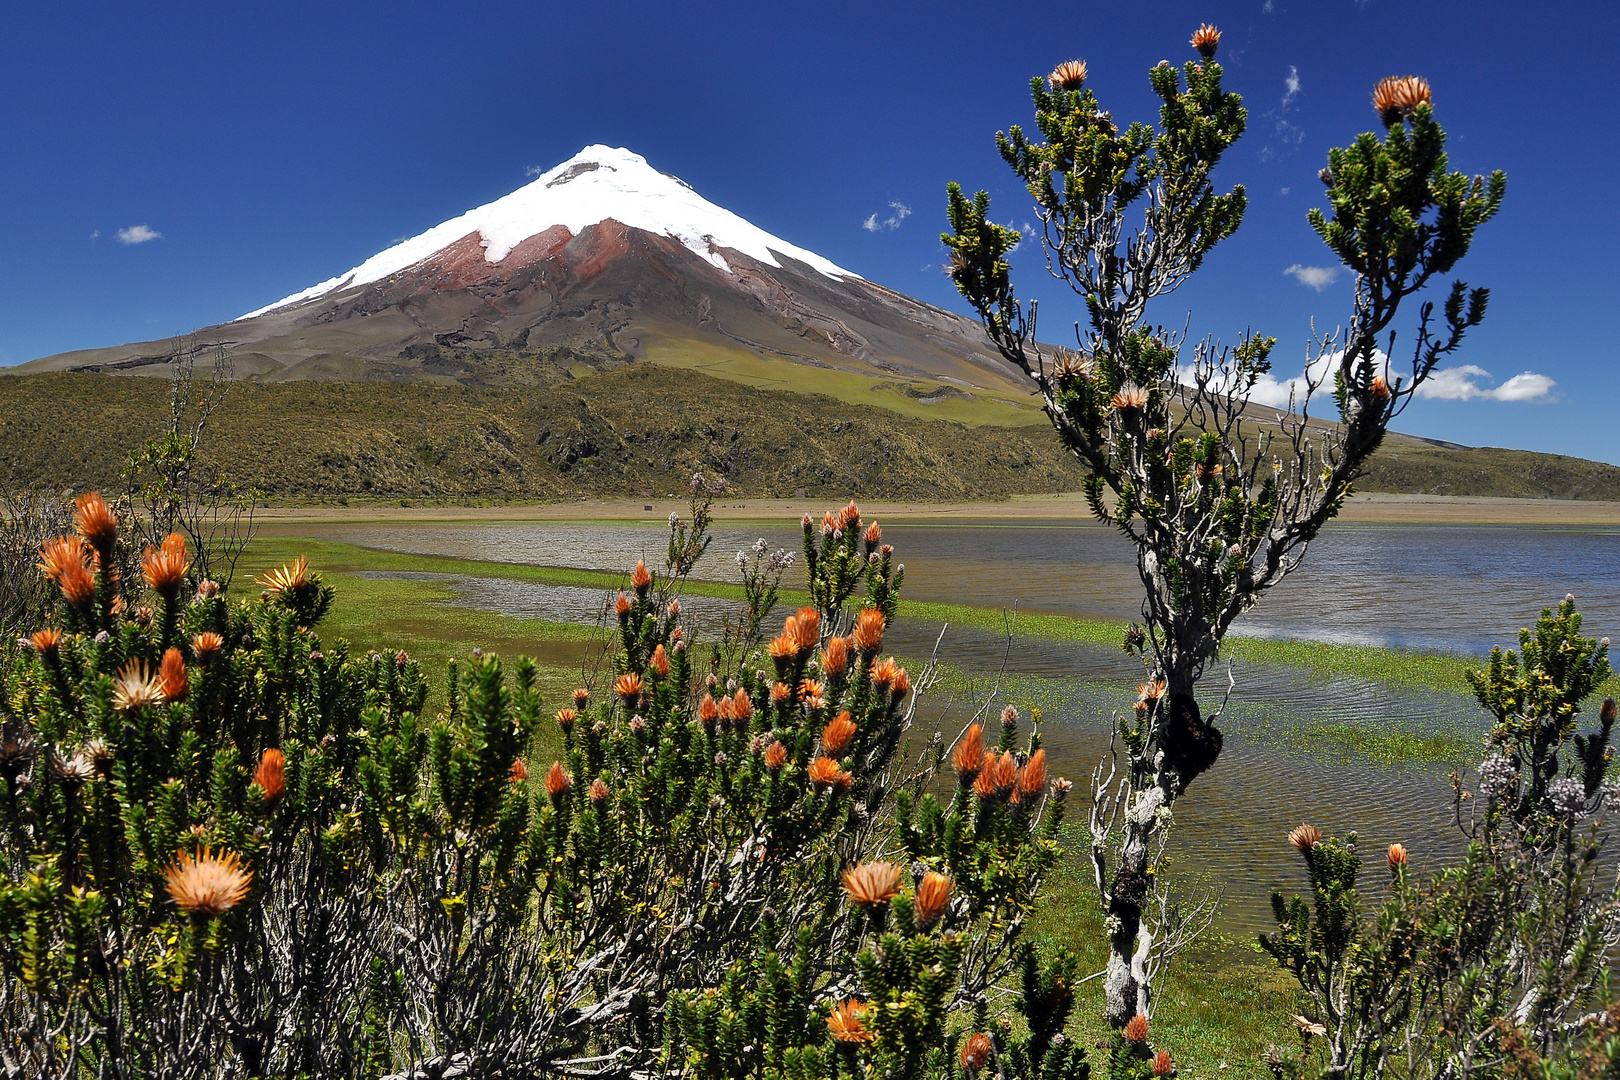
1283;65;1301;106
526;164;545;177
862;200;912;232
1284;263;1340;291
116;224;161;245
1262;0;1275;11
89;229;100;241
1415;365;1556;402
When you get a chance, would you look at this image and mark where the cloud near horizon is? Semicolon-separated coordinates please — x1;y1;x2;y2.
1284;263;1339;291
862;200;911;232
1183;349;1555;408
116;224;161;244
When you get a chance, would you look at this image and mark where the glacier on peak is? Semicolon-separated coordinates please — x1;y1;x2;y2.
243;145;858;319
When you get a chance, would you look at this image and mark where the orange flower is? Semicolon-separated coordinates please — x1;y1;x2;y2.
826;999;874;1044
839;501;861;529
1018;748;1048;798
1048;59;1088;91
914;871;952;928
730;687;752;721
142;535;190;597
974;752;1019;800
1387;843;1408;869
770;681;792;704
544;762;572;798
764;741;788;770
38;535;88;584
631;558;652;596
822;712;857;756
258;555;310;597
614;672;643;701
29;628;63;660
798;678;824;705
158;648;188;702
1289;823;1322;853
953;725;987;779
649;643;670;678
852;609;885;655
1138;680;1167;704
767;627;798;663
74;492;119;551
961;1032;993;1071
555;708;577;733
842;861;902;909
509;758;529;783
1153;1050;1174;1076
589;778;610;808
1124;1013;1149;1043
1190;22;1220;59
191;632;224;662
870;657;898;688
1370;375;1391;403
890;666;910;696
614;591;632;616
253;748;285;803
820;510;839;535
863;521;882;547
573;687;590;708
808;755;847;794
112;661;165;711
699;695;721;725
1372;74;1432;126
164;846;253;917
791;606;821;653
821;636;850;676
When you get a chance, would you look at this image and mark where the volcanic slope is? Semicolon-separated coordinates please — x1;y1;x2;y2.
18;146;1038;426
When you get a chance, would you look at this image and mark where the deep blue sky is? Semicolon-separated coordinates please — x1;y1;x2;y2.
3;2;1615;461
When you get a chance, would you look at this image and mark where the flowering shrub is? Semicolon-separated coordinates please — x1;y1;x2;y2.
0;494;1097;1079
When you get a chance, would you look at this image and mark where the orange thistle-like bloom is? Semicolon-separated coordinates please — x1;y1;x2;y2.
890;666;911;696
842;861;902;909
792;607;821;653
191;632;224;663
74;492;119;551
614;591;632;617
544;761;572;799
165;846;253;918
38;535;89;584
731;687;752;721
573;687;590;708
649;643;670;678
589;778;610;809
1138;680;1167;704
770;681;792;704
258;555;310;597
974;752;1019;800
870;656;898;688
1111;383;1150;410
852;609;886;655
509;758;529;784
631;559;652;596
613;672;643;701
29;628;64;660
142;535;190;597
253;748;285;802
798;679;825;711
1048;59;1087;92
914;871;952;928
1191;22;1220;58
1125;1013;1150;1044
1197;462;1224;481
821;636;850;676
1387;843;1408;869
1289;823;1322;853
767;625;798;663
1018;749;1048;798
113;661;165;711
158;648;188;702
953;724;987;779
822;711;857;756
699;694;722;723
808;755;846;794
961;1032;993;1071
839;501;861;529
764;741;788;770
1370;375;1391;403
1153;1050;1175;1077
820;510;839;535
57;559;95;606
863;521;882;547
555;708;577;734
827;999;875;1044
1372;75;1432;126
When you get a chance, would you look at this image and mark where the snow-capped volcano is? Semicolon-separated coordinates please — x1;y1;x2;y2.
246;146;855;318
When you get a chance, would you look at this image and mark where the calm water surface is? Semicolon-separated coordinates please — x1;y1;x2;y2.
300;517;1620;932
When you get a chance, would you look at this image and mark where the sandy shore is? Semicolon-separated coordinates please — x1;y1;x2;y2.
252;491;1620;528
